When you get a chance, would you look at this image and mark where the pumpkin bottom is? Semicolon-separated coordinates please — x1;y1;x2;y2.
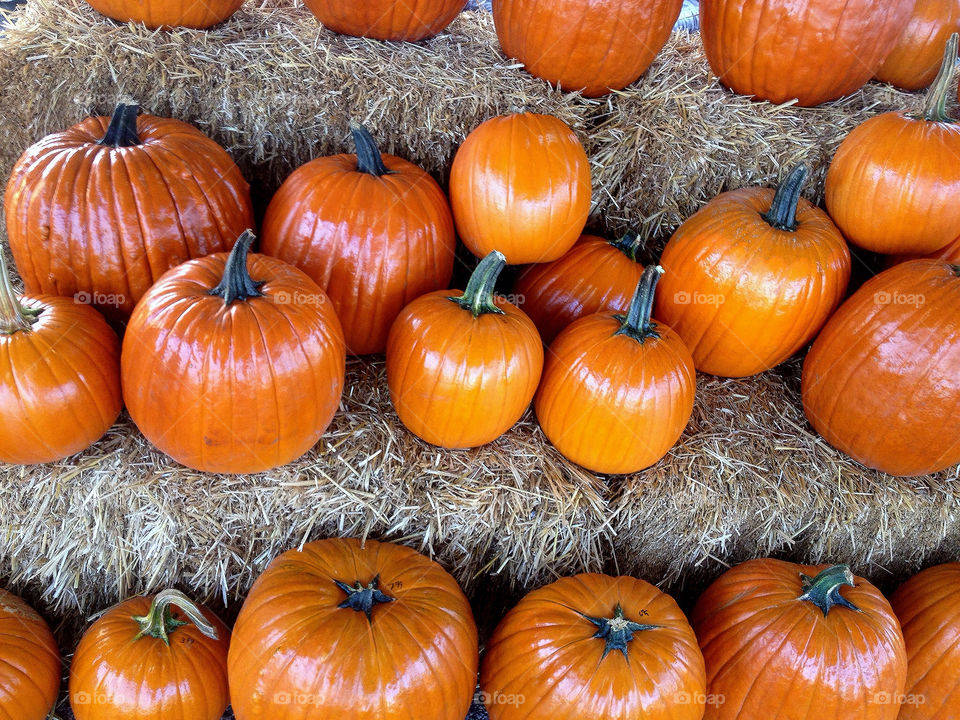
83;0;243;29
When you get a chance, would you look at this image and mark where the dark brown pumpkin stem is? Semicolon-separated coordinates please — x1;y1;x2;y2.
350;122;390;176
98;103;141;147
761;164;808;232
132;589;219;646
0;251;41;335
209;230;265;305
615;265;663;343
798;565;860;617
334;575;395;622
923;33;958;123
609;231;644;263
451;250;507;317
583;604;660;662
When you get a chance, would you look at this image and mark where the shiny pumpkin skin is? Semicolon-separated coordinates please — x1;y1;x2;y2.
691;559;907;720
304;0;466;40
801;260;960;477
121;245;346;474
890;563;960;720
449;113;592;265
0;589;60;720
699;0;913;106
493;0;684;97
655;186;851;378
83;0;242;28
4;109;253;323
876;0;960;91
228;538;479;720
513;234;646;344
480;573;706;720
69;595;230;720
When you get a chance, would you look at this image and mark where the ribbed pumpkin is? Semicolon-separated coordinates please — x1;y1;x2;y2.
890;563;960;720
0;251;122;465
261;123;455;355
70;590;230;720
386;251;543;449
825;36;960;255
304;0;466;40
122;231;346;474
5;104;253;323
656;165;851;377
535;266;696;474
83;0;242;28
449;113;591;265
0;589;60;720
513;232;646;344
802;260;960;477
692;559;907;720
876;0;960;91
700;0;913;106
228;538;479;720
481;573;706;720
492;0;684;97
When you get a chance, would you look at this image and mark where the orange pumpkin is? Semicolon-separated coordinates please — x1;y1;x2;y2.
70;589;230;720
304;0;466;40
449;113;591;265
656;164;851;377
480;573;706;720
386;251;543;449
261;123;455;355
493;0;684;97
535;265;696;474
890;563;960;720
0;251;122;464
122;231;346;474
0;589;60;720
228;538;479;720
83;0;242;28
826;36;960;255
876;0;960;91
692;559;907;720
700;0;913;106
5;104;253;323
513;232;646;344
802;260;960;477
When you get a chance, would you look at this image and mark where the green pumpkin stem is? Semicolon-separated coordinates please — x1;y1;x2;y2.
0;251;41;335
451;250;507;317
350;122;390;176
98;103;141;147
334;575;395;621
209;230;265;305
798;565;860;617
132;589;219;646
761;164;808;232
615;264;664;342
609;231;644;263
583;604;661;661
923;33;958;123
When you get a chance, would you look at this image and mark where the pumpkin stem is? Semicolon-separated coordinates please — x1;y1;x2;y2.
609;230;644;263
334;575;395;621
798;565;861;617
923;33;958;123
582;604;660;662
451;250;507;317
0;251;41;335
615;265;663;342
209;230;265;305
350;122;391;176
132;589;219;646
761;164;808;232
98;103;141;147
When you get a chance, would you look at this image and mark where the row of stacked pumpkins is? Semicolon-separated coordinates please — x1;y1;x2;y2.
2;33;960;477
1;539;959;720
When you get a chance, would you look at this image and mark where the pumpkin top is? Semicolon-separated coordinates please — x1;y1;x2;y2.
582;603;661;661
450;250;508;317
132;588;221;646
333;575;395;621
921;32;958;123
98;103;142;148
349;121;391;177
614;264;664;343
761;164;808;232
0;251;41;335
608;230;645;263
797;565;860;617
209;230;265;305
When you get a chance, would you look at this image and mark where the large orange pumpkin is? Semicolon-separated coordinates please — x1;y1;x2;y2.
122;231;346;474
825;36;960;255
386;251;544;448
83;0;242;28
480;573;706;720
0;589;60;720
5;104;253;323
890;563;960;720
656;164;851;377
304;0;466;40
692;559;907;720
802;260;960;477
513;232;646;344
535;265;696;474
70;589;230;720
700;0;914;106
228;538;479;720
0;251;122;465
876;0;960;91
492;0;684;97
449;113;591;265
261;123;455;355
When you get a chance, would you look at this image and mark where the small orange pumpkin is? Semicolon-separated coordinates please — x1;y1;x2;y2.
83;0;242;28
876;0;960;91
0;588;60;720
304;0;466;41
